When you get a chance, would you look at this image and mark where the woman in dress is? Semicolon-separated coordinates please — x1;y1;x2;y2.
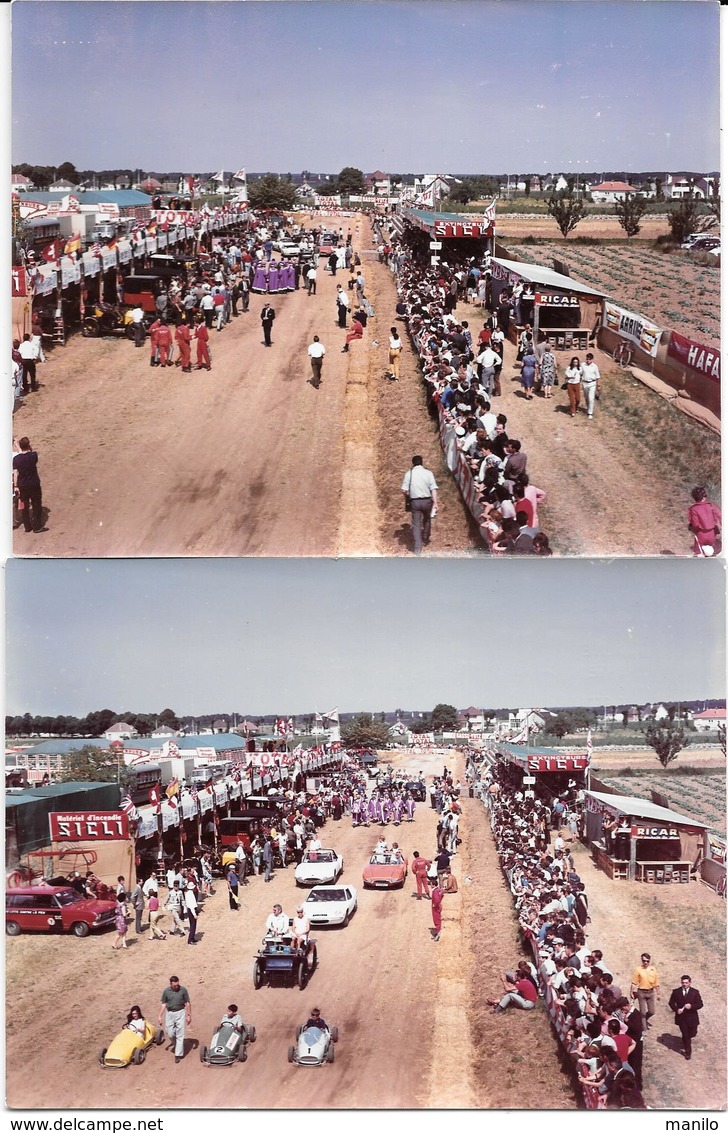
520;348;538;400
112;899;129;950
539;343;557;398
687;486;722;556
564;355;583;417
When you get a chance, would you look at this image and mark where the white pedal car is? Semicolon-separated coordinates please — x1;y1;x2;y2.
287;1022;339;1066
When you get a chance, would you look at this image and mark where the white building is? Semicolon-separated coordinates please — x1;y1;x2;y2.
103;721;139;740
590;180;637;203
692;708;725;733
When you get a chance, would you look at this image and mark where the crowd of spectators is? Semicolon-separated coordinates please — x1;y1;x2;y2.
381;231;554;555
467;754;648;1110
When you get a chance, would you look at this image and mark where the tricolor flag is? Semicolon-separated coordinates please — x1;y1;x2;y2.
40;239;62;263
233;168;246;182
63;234;81;256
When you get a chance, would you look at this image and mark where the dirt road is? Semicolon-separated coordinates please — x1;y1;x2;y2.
13;213;701;557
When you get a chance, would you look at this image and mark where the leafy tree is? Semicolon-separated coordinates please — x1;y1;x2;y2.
668;195;703;244
644;720;691;768
158;707;180;730
614;193;648;238
56;161;80;184
547;190;586;238
335;166;365;197
431;703;460;732
410;715;433;735
446;184;472;206
247;174;297;212
546;713;571;739
718;722;726;759
340;713;391;750
58;744;119;783
83;708;117;736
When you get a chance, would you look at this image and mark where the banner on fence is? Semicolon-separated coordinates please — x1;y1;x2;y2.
706;832;726;864
667;330;720;381
602;301;662;357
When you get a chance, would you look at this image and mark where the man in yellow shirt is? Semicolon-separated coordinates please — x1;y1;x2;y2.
630;952;661;1028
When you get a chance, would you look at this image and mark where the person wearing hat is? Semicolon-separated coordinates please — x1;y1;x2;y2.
184;881;199;945
291;905;312;965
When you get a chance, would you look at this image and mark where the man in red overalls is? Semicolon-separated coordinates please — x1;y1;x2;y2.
175;321;192;372
156;319;173;367
195;322;211;371
411;851;432;900
148;317;162;366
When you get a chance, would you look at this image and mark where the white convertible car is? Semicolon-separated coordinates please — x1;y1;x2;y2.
303;885;357;927
294;848;343;887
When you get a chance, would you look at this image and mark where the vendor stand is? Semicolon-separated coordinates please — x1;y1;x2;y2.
489;256;604;348
584;790;705;882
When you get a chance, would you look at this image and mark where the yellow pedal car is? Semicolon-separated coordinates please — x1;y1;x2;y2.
99;1019;164;1069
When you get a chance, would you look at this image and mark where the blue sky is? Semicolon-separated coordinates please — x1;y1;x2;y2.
10;1;720;173
5;557;725;717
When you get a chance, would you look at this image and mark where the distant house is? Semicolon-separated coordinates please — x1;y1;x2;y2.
103;721;139;740
48;179;79;192
508;708;547;733
235;720;260;737
212;718;229;734
12;173;34;191
692;707;726;733
461;707;485;733
151;724;179;738
665;173;719;200
590;180;637;203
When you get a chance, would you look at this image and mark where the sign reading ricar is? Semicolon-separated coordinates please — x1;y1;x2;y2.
49;811;130;841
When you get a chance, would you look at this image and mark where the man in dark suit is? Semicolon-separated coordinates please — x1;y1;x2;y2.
668;975;704;1060
261;303;275;346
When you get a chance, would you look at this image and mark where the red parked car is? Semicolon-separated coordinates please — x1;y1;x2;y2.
6;886;117;938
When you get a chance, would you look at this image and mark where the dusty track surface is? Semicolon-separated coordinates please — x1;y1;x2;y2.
7;751;724;1111
12;212;706;557
6;750;568;1111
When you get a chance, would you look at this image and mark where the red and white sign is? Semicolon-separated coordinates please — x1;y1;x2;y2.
50;811;130;841
152;208;198;228
433;220;492;239
667;330;720;381
17;198;50;220
11;267;28;297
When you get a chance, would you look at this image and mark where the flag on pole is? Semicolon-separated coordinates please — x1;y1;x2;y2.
586;728;593;762
483;196;498;224
63;234;81;256
211;170;225;182
233;168;246;182
414;184;436;208
166;777;180;800
40;239;62;263
190;783;199;803
512;720;529;745
323;709;339;724
148;785;161;811
314;712;323;722
120;793;138;821
91;241;102;256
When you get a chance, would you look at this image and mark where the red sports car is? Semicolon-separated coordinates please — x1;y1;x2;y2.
361;849;408;889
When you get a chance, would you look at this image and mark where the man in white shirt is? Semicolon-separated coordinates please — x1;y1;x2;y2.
265;903;290;939
18;335;39;393
476;344;500;398
142;874;159;898
581;353;601;419
307;335;325;388
130;304;146;347
306;264;318;295
401;456;439;556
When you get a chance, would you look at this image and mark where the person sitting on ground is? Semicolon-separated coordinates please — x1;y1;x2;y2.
487;970;539;1012
303;1007;329;1032
442;868;459;894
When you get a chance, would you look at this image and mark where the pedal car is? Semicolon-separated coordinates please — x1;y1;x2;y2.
99;1020;164;1069
199;1019;257;1066
288;1021;338;1066
253;935;317;990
